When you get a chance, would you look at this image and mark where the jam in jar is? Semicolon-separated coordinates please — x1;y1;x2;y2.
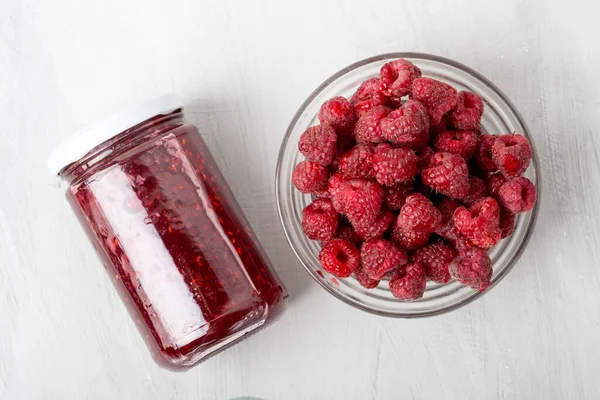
49;97;287;369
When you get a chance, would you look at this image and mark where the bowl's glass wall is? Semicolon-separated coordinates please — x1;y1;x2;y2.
276;53;540;317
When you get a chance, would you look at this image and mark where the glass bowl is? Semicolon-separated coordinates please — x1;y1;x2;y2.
275;53;540;318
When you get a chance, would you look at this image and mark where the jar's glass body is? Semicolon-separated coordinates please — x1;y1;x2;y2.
64;111;287;369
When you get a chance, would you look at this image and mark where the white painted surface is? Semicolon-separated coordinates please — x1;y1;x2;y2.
1;0;599;398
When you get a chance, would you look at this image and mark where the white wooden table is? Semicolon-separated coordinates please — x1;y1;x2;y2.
1;0;599;398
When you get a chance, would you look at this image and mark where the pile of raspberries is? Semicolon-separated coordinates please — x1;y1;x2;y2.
292;58;537;301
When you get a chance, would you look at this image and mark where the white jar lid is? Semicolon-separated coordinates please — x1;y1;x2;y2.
47;95;183;176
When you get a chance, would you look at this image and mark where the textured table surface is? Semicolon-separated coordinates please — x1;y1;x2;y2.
1;0;599;399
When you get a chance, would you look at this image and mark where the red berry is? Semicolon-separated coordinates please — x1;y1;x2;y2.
360;238;407;280
498;177;537;213
354;106;391;144
390;226;431;251
313;185;330;199
319;239;361;278
350;77;391;117
378;59;422;99
389;262;427;301
411;243;457;284
380;100;430;149
354;210;395;241
475;134;498;173
327;173;346;213
397;193;442;234
337;222;363;247
301;198;339;241
434;129;479;160
372;143;418;186
453;197;501;249
448;91;484;130
298;124;337;166
411;77;458;125
492;134;533;178
339;179;384;226
499;206;516;238
486;173;508;197
449;248;492;292
422;152;470;199
292;161;329;194
462;176;488;206
353;265;380;289
452;234;479;255
318;96;356;135
383;181;414;210
435;198;460;238
338;144;374;179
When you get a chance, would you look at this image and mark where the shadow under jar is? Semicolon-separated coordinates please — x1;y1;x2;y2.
52;98;287;370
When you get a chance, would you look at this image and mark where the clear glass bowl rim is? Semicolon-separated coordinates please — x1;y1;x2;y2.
275;52;541;318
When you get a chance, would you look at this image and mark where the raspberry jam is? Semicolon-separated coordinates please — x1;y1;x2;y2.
58;107;287;369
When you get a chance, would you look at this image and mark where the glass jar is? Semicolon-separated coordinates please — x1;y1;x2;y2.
50;97;287;369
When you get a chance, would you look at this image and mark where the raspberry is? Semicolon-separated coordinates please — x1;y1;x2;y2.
390;226;431;251
339;179;384;226
313;187;330;199
449;248;492;292
453;197;501;249
354;106;391;144
433;129;479;160
318;96;356;135
292;160;329;194
498;177;537;213
474;134;498;173
337;222;363;247
499;206;516;238
452;234;478;255
372;143;418;186
448;91;484;130
350;77;380;104
411;243;457;284
327;173;346;213
422;152;469;199
338;144;374;179
462;176;488;206
319;239;360;278
397;193;442;234
378;59;422;99
416;146;435;172
298;125;338;166
380;100;430;149
350;78;391;117
353;265;380;289
411;77;458;125
360;238;407;280
492;134;533;179
389;262;427;301
383;181;414;210
301;198;339;241
354;210;394;241
486;173;507;197
435;198;459;238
